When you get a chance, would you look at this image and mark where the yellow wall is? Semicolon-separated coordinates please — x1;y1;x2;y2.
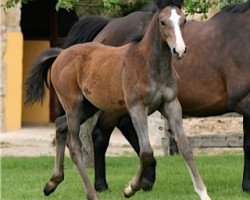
4;32;23;131
22;40;50;123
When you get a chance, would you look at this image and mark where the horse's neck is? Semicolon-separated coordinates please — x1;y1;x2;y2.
139;12;172;80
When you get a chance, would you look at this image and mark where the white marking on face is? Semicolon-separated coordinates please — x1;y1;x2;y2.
169;9;186;57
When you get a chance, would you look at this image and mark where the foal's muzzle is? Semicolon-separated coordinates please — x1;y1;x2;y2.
173;46;187;59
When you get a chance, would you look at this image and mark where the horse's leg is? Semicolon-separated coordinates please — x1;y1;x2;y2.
92;112;118;192
116;115;156;191
160;98;210;200
66;101;99;200
44;115;68;196
242;115;250;191
124;104;156;198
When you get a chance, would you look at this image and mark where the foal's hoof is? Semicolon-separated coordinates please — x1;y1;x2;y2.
242;181;250;192
43;182;56;196
124;185;136;198
87;194;99;200
141;177;154;191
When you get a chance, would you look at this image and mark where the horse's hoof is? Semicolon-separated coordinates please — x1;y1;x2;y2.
124;185;136;198
43;185;55;196
95;182;109;192
141;177;154;191
242;181;250;192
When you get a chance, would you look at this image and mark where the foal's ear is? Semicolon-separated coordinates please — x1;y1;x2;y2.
153;0;184;9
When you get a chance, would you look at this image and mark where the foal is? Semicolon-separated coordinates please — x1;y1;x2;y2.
46;3;210;200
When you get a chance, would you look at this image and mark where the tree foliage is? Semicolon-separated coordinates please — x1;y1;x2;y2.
1;0;247;15
185;0;246;17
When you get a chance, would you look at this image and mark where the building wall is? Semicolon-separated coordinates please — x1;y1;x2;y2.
22;40;50;123
3;32;23;131
1;2;23;132
0;3;51;132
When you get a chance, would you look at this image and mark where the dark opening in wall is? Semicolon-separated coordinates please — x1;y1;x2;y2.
21;0;78;46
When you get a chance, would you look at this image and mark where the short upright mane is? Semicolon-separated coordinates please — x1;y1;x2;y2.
221;0;250;13
154;0;183;9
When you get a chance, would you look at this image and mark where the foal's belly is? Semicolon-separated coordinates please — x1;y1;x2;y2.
82;80;126;112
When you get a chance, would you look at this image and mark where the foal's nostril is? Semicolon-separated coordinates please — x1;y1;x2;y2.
184;47;187;54
173;47;177;54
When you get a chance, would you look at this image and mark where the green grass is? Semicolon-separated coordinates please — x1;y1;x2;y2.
2;154;250;200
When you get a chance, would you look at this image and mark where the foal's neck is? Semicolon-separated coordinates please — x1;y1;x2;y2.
139;11;172;79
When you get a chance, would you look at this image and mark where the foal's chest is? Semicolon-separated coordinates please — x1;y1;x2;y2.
143;80;178;112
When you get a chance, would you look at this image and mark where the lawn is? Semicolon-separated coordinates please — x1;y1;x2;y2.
2;154;250;200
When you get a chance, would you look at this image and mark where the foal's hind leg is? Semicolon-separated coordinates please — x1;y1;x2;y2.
66;102;99;200
160;98;211;200
44;115;68;196
124;104;156;198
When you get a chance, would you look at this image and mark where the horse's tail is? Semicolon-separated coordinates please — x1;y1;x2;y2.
62;15;110;48
25;47;63;106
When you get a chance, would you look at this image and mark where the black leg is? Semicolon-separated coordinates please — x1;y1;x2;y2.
117;115;156;191
92;112;117;192
242;116;250;192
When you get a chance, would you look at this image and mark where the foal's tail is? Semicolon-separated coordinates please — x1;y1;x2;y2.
25;48;63;106
62;15;110;48
25;16;110;106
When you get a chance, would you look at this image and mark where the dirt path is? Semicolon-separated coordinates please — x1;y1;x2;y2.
0;116;243;157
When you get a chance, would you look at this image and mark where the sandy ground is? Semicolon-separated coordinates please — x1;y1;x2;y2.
0;116;243;157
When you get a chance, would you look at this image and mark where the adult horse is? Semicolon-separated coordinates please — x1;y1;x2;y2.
25;1;211;200
58;0;250;193
90;0;250;193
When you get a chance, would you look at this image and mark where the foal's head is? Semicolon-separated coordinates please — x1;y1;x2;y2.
158;5;186;58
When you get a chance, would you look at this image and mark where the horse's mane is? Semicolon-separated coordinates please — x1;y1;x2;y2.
221;0;250;13
62;16;110;48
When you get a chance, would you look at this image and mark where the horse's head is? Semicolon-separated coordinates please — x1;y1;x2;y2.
158;5;187;59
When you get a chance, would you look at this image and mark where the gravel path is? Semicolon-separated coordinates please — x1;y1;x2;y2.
0;116;243;157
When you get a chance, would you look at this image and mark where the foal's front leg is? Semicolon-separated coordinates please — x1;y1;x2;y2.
160;98;211;200
117;115;157;191
124;104;156;198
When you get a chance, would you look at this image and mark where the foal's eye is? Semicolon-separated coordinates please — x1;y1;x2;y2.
160;20;166;27
184;19;187;24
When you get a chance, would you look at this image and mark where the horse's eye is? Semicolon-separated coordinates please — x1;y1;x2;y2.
160;20;166;27
184;19;187;24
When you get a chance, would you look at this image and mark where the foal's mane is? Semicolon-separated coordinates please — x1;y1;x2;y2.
154;0;183;9
221;0;250;13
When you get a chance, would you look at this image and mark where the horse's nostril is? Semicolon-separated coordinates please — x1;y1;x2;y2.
184;47;187;54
